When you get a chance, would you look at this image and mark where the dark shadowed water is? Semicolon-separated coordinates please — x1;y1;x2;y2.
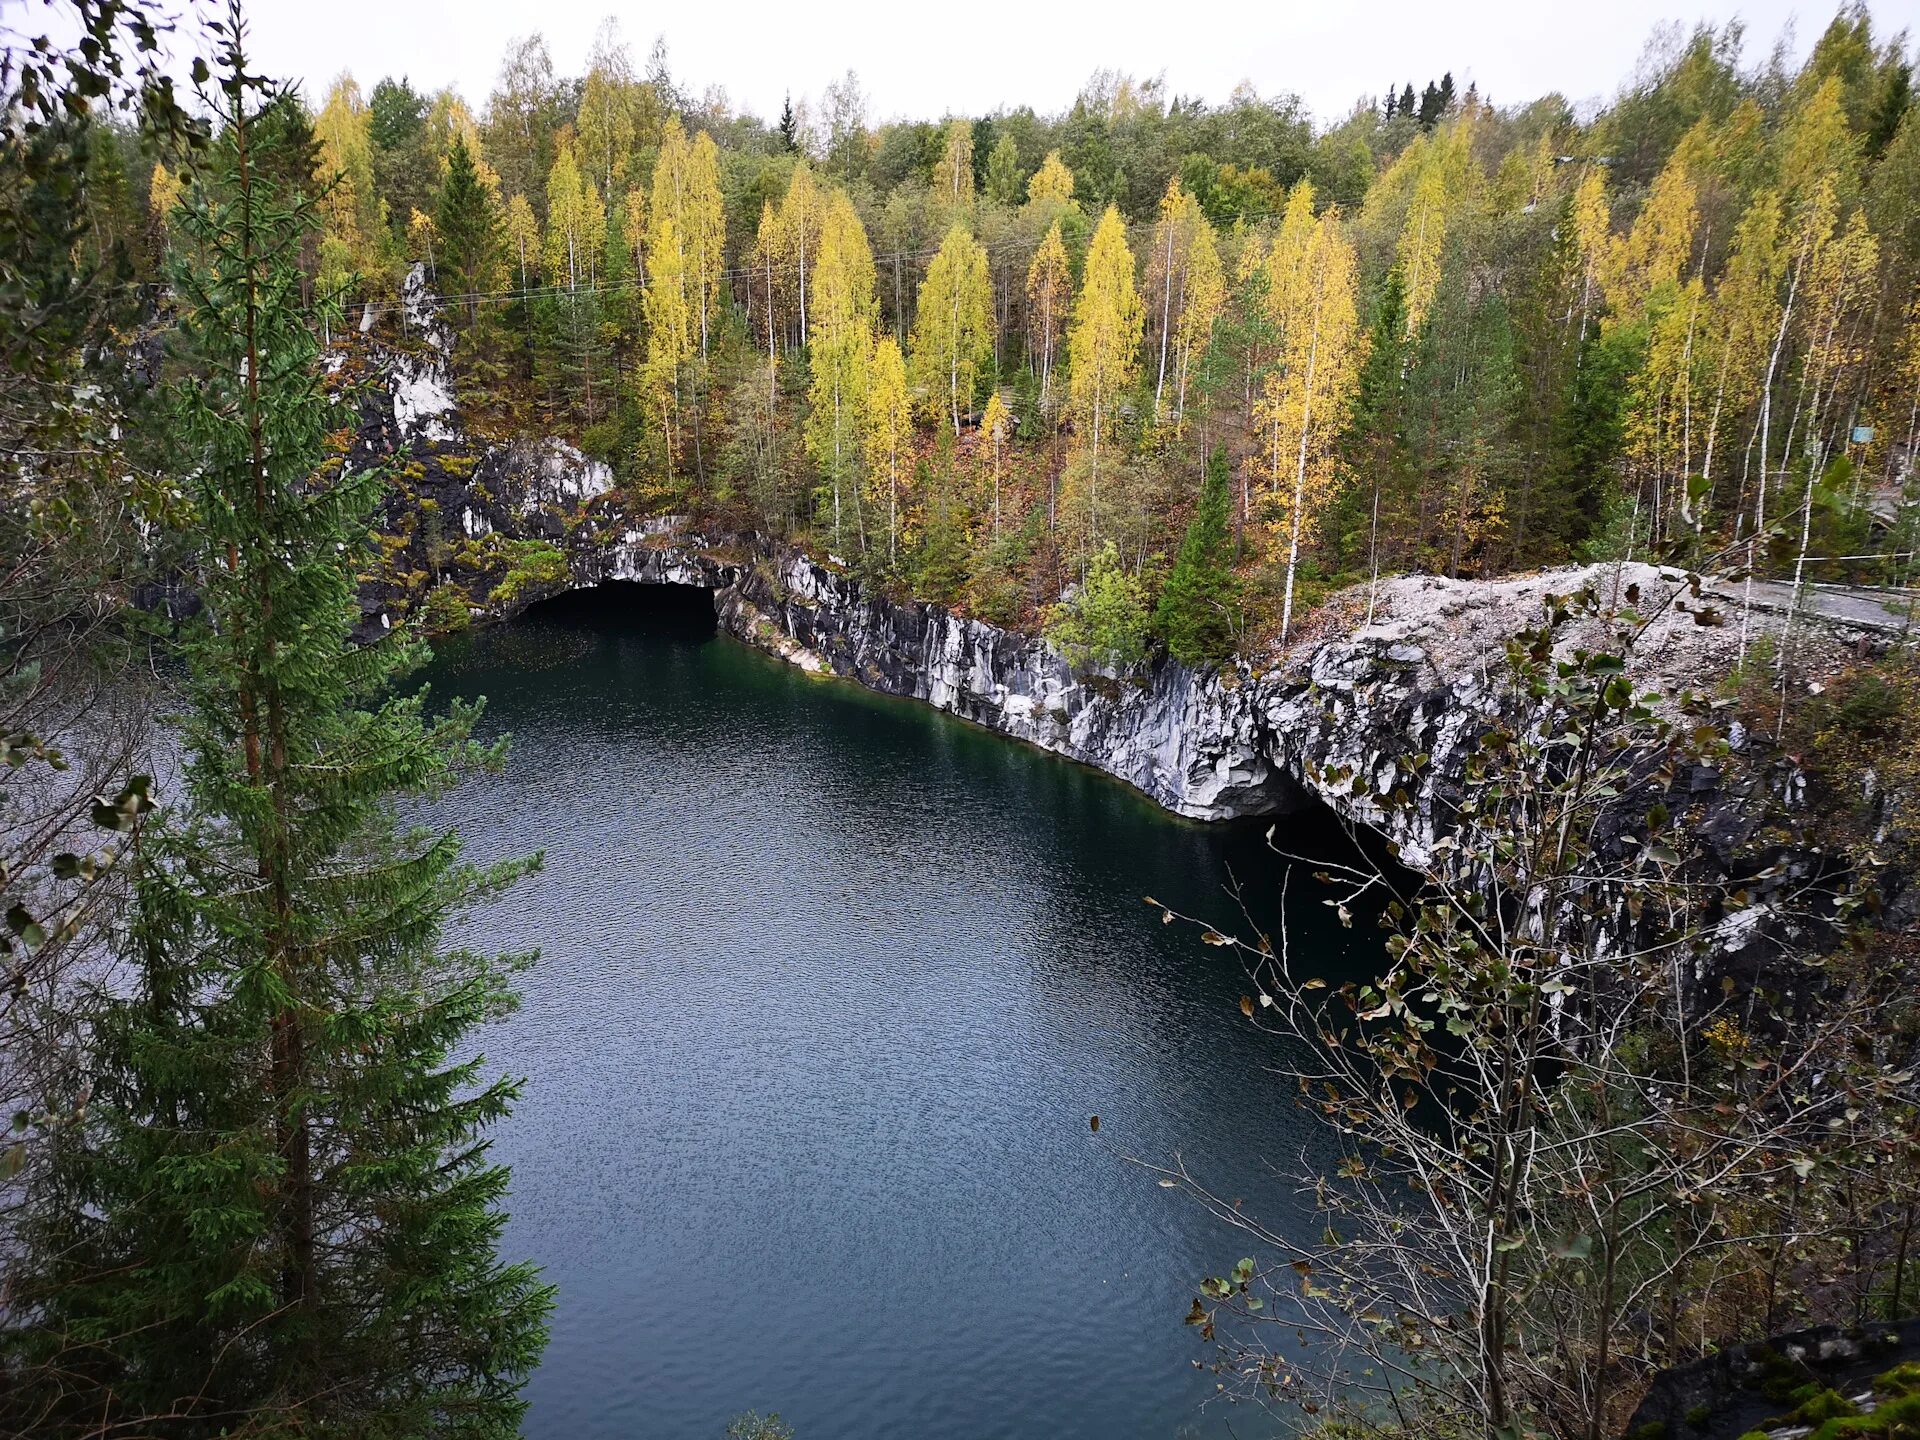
418;584;1380;1440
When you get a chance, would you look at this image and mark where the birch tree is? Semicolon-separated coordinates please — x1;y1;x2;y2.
779;161;821;345
932;117;975;226
865;335;912;561
806;191;878;548
643;215;695;480
981;389;1011;538
1067;205;1144;548
909;223;994;435
1026;220;1071;414
1258;187;1363;642
1145;179;1207;423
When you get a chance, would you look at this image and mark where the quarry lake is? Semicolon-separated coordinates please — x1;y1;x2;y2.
419;585;1377;1440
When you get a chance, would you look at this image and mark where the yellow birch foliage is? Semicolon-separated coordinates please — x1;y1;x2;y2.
578;59;637;195
750;200;785;351
504;194;541;287
580;179;606;285
807;191;879;544
649;120;723;349
1066;205;1145;541
1570;168;1612;326
1800;208;1879;414
1172;215;1225;424
622;189;647;276
1262;180;1319;361
544;144;589;287
684;132;726;354
932;118;975;222
642;213;694;472
980;389;1013;535
1257;204;1363;640
1604;149;1699;324
1693;190;1785;520
1145;179;1210;422
1778;76;1859;215
1397;160;1449;341
909;223;994;434
407;208;436;263
865;334;912;559
1026;152;1075;210
1026;220;1071;411
314;73;382;274
149;162;182;222
1873;289;1920;475
779;162;822;344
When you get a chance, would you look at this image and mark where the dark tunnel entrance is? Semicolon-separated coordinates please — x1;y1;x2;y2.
516;581;718;639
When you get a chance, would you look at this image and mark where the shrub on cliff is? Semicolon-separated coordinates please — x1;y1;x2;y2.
488;538;570;608
1047;542;1150;671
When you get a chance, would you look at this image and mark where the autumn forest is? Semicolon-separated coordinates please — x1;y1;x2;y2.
91;7;1918;660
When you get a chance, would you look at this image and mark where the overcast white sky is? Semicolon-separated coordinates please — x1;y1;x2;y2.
211;0;1907;126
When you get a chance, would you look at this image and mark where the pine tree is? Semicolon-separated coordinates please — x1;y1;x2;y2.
1154;445;1239;665
6;23;551;1436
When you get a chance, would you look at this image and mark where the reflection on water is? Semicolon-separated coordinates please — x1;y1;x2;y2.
418;585;1380;1440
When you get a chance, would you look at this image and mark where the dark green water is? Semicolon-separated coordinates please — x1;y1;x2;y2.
419;585;1377;1440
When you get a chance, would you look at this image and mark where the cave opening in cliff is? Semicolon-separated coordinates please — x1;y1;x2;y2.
516;581;718;638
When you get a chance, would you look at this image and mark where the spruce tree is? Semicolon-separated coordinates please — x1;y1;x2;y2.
1418;81;1443;130
1153;446;1239;666
5;13;551;1437
437;135;499;320
1333;268;1414;583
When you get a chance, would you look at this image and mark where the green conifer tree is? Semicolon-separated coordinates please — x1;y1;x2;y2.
4;18;551;1436
1332;268;1414;588
436;135;498;318
1154;446;1240;665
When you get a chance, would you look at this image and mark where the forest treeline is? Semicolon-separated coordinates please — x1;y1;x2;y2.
85;6;1920;661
